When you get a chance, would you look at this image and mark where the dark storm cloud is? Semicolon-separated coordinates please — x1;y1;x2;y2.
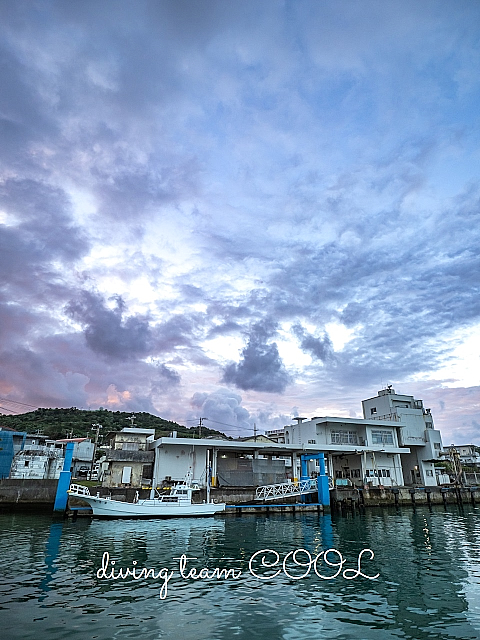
0;177;89;355
154;314;199;351
0;37;57;167
222;321;292;393
0;178;88;262
66;290;202;361
153;363;180;385
292;324;334;363
66;291;152;360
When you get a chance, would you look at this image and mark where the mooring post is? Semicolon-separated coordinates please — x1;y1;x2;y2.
392;487;399;507
358;488;365;511
441;487;448;507
409;488;416;508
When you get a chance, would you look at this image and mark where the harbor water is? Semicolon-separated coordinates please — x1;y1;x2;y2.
1;505;480;640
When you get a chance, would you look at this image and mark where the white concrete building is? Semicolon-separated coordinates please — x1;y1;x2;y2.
362;387;443;486
284;416;406;487
9;441;65;479
151;437;296;488
278;387;444;487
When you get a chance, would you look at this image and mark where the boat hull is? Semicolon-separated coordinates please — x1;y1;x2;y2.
69;493;226;518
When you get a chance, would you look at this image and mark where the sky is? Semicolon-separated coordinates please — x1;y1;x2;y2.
0;0;479;444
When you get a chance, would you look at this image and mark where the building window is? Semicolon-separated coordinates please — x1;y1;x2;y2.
426;470;433;477
365;469;390;478
123;442;140;451
335;469;361;479
331;430;358;445
371;430;394;445
370;407;377;415
434;443;441;450
308;439;316;444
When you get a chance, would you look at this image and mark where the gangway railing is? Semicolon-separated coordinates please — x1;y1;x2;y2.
255;479;318;501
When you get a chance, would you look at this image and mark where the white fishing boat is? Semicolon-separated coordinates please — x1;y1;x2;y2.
67;482;226;518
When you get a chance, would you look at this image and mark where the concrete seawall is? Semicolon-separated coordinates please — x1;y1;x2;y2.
0;479;59;511
2;479;479;514
331;485;480;510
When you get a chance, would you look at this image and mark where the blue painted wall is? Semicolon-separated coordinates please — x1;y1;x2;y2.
0;430;27;479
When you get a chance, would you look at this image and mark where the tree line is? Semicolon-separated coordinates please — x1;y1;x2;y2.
0;407;227;441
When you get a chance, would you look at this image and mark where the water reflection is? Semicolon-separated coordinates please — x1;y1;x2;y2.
0;507;479;639
38;522;63;600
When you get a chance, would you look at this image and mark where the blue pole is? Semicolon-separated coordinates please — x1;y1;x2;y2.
316;453;330;507
53;442;74;513
300;452;330;507
300;456;309;481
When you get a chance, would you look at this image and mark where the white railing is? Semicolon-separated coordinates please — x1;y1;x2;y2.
255;478;318;501
68;483;91;496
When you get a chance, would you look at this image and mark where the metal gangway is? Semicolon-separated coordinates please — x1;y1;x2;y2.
255;478;318;501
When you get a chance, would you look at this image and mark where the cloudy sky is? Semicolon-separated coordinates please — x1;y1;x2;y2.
0;0;479;443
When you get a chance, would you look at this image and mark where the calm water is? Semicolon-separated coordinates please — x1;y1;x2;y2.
1;505;480;640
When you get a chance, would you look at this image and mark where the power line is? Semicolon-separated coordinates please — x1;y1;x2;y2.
203;417;243;430
0;405;19;414
191;417;259;436
0;397;39;410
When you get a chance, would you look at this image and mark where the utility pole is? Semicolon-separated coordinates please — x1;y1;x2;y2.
198;417;204;438
89;423;102;480
253;422;257;442
450;445;463;486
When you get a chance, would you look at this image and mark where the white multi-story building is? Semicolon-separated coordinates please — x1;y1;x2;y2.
284;415;406;487
362;387;443;486
281;387;444;487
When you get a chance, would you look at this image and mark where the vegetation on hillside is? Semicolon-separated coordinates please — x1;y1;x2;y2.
0;407;227;441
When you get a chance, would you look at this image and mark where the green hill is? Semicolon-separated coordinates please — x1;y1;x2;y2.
0;407;227;441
